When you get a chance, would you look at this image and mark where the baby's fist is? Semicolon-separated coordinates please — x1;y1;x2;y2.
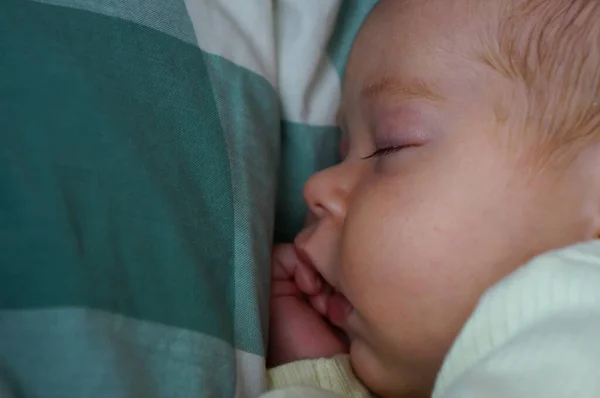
268;244;348;367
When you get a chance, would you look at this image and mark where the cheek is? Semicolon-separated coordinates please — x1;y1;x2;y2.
340;186;462;322
337;160;528;352
341;170;478;293
339;187;472;385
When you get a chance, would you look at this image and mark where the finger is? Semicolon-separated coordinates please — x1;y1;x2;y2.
271;244;297;280
271;280;301;297
295;263;322;295
268;296;349;367
272;244;323;295
308;282;332;314
309;293;328;315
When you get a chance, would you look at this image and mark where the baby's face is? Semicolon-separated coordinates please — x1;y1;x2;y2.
296;0;599;396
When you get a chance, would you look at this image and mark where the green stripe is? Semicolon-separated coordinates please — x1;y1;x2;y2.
1;1;239;343
203;55;279;355
328;0;378;78
30;0;198;46
275;122;340;243
272;1;376;241
0;308;265;398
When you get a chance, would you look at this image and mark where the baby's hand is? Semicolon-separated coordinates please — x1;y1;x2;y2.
268;244;348;367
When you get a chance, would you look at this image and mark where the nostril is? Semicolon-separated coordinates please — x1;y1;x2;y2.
313;204;328;220
303;171;335;217
304;199;328;221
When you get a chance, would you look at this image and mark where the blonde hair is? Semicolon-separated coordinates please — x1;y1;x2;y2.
481;0;600;162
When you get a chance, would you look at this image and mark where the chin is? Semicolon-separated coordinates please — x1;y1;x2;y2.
349;340;430;398
350;340;397;397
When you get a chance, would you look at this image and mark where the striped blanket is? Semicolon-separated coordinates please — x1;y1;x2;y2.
0;1;376;397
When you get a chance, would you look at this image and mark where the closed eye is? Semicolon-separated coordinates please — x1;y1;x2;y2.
362;145;412;160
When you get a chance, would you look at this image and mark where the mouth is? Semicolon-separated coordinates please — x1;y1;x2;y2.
293;242;356;337
327;289;354;332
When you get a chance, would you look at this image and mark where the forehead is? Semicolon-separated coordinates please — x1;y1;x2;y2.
342;0;501;109
345;0;499;79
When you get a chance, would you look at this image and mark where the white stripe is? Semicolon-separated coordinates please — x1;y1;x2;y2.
235;350;268;398
276;1;343;125
183;0;278;87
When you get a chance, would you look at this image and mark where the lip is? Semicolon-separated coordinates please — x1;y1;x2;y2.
293;240;356;336
327;290;354;331
293;242;314;267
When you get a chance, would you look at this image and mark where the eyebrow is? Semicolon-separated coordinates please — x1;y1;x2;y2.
360;77;445;103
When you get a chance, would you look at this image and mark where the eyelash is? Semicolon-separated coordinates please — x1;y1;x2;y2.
362;145;409;160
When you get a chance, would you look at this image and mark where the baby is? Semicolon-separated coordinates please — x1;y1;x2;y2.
266;0;600;397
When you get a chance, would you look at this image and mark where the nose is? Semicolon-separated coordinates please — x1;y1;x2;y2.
303;163;351;222
296;162;355;285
